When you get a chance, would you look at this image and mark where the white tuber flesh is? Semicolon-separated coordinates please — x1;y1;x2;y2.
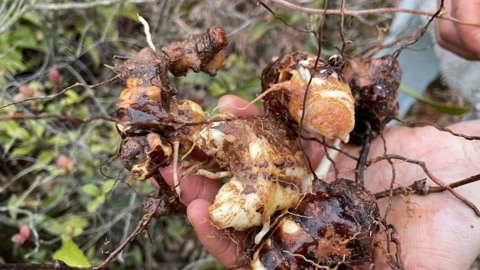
191;116;307;231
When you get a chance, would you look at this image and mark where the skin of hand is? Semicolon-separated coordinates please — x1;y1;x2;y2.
435;0;480;60
160;95;480;269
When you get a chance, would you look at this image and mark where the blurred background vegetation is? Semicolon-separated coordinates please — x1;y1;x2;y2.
0;0;468;269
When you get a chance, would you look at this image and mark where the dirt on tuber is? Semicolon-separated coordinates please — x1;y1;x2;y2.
111;26;402;270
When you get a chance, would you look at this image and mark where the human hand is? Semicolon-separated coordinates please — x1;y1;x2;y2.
162;95;480;269
436;0;480;60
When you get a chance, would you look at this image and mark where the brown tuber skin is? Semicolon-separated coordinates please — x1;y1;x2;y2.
162;27;228;76
261;51;355;143
251;179;380;269
342;56;401;145
114;27;228;180
111;27;398;270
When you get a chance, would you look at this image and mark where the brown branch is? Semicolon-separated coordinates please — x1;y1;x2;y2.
257;0;312;34
339;0;347;57
0;76;119;110
355;122;371;184
268;0;480;27
391;0;443;62
395;118;480;141
0;261;86;270
375;174;480;199
369;154;480;217
362;29;420;58
91;172;185;269
0;113;118;124
91;195;160;270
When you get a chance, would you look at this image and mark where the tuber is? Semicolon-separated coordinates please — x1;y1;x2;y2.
342;56;401;144
192;115;307;231
110;26;401;270
261;51;355;143
251;179;380;269
114;27;228;180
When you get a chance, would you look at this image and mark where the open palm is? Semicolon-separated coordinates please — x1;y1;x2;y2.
161;95;480;269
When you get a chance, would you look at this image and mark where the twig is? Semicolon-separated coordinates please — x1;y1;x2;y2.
368;154;480;217
267;0;480;27
339;0;347;57
395;118;480;141
355;122;371;184
0;261;86;270
300;134;359;161
391;0;444;62
375;174;480;199
362;25;427;58
91;194;160;270
0;113;118;124
0;76;119;110
375;222;404;270
33;0;156;11
256;1;312;34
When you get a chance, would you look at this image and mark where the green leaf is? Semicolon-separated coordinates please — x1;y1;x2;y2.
84;36;100;71
82;183;100;197
52;239;91;267
11;144;36;157
40;186;65;208
63;215;90;230
400;84;468;115
247;21;282;43
40;215;90;237
208;81;227;97
40;218;65;236
61;90;82;106
29;120;45;138
37;150;55;164
101;179;116;193
86;197;103;213
47;135;69;147
29;81;45;92
166;219;188;237
7;195;19;219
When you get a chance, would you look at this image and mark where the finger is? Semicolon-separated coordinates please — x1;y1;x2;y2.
436;0;480;60
436;17;469;58
217;95;262;116
450;0;480;60
435;1;465;57
187;199;246;268
300;137;326;171
159;166;223;204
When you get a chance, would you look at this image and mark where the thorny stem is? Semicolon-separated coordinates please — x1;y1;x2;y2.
368;154;480;217
266;0;480;27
